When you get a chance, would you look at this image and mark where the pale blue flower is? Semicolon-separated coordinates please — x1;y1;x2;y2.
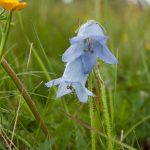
45;57;93;103
62;20;118;74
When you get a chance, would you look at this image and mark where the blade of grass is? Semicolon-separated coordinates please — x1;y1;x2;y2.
32;24;53;72
123;115;150;139
17;13;51;81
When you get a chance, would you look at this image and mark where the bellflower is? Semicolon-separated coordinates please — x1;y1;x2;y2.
45;57;93;103
62;20;118;74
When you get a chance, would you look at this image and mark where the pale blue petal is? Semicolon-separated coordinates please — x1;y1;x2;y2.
56;82;71;98
70;35;108;45
62;43;84;62
91;35;108;45
69;36;84;45
73;82;93;103
63;57;88;84
45;78;61;88
96;45;118;64
73;83;88;103
78;20;104;37
81;52;98;74
84;88;94;96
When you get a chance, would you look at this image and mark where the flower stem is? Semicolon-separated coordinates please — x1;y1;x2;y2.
96;69;113;150
1;58;50;138
89;76;96;150
89;99;96;150
101;84;113;150
0;11;12;60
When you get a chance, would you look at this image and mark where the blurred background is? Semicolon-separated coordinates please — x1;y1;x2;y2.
0;0;150;149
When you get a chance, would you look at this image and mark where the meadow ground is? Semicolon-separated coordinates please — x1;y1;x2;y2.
0;0;150;149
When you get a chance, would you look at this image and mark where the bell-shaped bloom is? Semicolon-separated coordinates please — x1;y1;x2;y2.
62;20;118;74
45;57;93;103
0;0;27;10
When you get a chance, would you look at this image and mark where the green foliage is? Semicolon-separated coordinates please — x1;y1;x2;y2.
37;140;53;150
0;0;150;149
54;120;73;149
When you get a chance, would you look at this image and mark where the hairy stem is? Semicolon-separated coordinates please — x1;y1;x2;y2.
101;84;113;150
89;99;96;150
89;76;96;150
96;68;113;149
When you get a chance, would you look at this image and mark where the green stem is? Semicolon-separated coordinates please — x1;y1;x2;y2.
89;76;96;150
0;11;12;60
1;58;50;137
108;87;114;129
101;84;113;150
96;69;113;149
89;99;96;150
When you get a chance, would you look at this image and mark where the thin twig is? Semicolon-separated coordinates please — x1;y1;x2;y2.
62;110;137;150
0;127;17;149
9;97;21;150
0;127;10;148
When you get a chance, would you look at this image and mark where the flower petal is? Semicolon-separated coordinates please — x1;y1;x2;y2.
92;35;108;45
56;82;72;98
81;52;98;74
69;36;84;45
0;0;27;10
78;20;104;37
70;35;108;45
45;78;61;88
62;43;84;62
84;88;94;96
73;82;93;103
63;57;88;84
96;45;118;64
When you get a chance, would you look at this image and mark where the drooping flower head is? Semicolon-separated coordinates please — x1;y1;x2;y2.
45;20;118;103
45;57;93;103
62;20;118;74
0;0;27;10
